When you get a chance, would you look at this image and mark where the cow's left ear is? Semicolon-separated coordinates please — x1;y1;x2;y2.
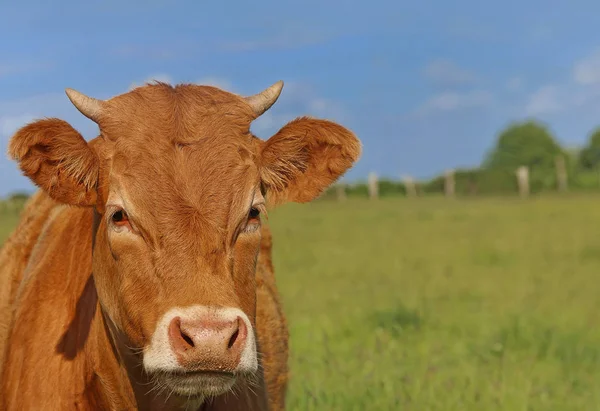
259;116;361;205
8;118;100;206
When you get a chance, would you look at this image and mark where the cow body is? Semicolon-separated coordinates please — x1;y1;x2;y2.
0;80;360;410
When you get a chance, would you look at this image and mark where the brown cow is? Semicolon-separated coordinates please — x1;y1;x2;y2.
0;80;361;410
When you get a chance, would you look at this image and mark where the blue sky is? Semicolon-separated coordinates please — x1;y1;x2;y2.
1;0;600;196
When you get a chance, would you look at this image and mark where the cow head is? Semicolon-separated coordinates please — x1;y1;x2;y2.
8;80;361;403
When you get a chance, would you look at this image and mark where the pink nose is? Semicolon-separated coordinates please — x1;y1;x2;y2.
168;314;247;372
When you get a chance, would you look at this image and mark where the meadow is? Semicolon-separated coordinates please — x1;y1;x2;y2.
2;195;600;410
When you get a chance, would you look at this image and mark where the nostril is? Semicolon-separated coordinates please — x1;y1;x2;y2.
227;328;239;349
180;329;194;348
227;317;247;351
169;316;196;351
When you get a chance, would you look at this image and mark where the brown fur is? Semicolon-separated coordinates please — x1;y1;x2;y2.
0;81;361;410
0;191;58;378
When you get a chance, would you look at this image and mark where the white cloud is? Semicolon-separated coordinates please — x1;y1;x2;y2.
522;50;600;117
251;81;347;135
423;59;478;86
573;50;600;86
414;90;492;116
525;85;562;116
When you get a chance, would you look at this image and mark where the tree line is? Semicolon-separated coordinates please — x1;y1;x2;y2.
325;120;600;199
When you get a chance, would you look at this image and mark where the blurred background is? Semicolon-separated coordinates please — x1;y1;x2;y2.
2;1;600;409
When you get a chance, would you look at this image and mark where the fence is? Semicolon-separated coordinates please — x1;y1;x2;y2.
324;155;600;201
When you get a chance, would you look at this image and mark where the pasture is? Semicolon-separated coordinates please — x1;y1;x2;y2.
2;195;600;410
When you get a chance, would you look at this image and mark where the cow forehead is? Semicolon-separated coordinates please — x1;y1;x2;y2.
100;82;256;146
106;132;261;239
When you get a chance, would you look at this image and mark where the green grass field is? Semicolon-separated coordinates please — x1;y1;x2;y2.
2;195;600;410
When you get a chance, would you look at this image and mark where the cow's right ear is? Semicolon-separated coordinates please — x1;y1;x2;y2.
7;118;99;206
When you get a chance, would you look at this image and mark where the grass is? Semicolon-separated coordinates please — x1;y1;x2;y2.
2;195;600;410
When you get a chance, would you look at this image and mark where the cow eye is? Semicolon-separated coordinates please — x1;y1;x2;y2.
249;207;260;219
111;209;130;227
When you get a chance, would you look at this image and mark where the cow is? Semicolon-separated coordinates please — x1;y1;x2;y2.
0;80;361;410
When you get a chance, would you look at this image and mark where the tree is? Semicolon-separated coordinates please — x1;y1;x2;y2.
483;120;565;171
578;128;600;170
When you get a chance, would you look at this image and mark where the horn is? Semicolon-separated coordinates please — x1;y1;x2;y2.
243;80;284;116
65;88;104;122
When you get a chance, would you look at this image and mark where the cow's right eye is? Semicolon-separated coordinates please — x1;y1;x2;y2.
111;209;130;228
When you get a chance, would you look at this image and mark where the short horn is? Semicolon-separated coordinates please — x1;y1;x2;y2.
65;88;104;122
243;80;284;117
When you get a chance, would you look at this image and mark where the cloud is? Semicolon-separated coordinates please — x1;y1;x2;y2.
413;90;493;116
251;81;347;135
423;59;478;86
525;85;562;116
523;50;600;116
573;50;600;86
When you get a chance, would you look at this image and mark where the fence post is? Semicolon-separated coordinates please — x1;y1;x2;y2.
555;155;568;192
444;169;455;197
368;172;379;200
336;183;347;202
402;175;417;198
516;166;530;198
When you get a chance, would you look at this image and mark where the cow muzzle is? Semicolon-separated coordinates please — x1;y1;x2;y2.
143;306;258;397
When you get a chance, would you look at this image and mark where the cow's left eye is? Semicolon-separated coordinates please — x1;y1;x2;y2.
249;207;260;219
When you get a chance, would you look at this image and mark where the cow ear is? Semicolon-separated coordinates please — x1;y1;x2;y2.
7;118;99;206
259;116;361;205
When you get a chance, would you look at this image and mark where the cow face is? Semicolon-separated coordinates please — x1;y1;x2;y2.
8;81;361;402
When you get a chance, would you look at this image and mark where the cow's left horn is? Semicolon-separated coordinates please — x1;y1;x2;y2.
244;80;284;117
65;88;105;122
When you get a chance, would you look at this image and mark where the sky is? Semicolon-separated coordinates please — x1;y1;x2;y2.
2;0;600;196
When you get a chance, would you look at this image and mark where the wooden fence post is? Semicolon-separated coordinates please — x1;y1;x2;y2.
368;172;379;200
444;169;455;197
402;175;417;198
555;155;568;192
516;166;530;198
